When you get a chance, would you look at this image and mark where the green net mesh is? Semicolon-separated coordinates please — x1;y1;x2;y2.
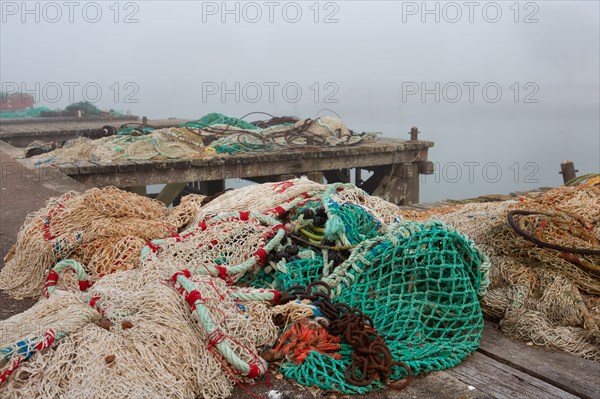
292;198;382;245
281;344;387;394
180;112;259;130
0;107;50;118
277;255;325;291
209;135;275;154
264;219;488;393
116;126;154;136
239;252;324;291
64;101;103;115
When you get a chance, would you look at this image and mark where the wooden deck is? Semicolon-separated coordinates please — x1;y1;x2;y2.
447;322;598;399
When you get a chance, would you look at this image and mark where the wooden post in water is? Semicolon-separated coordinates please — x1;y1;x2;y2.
559;161;578;184
409;127;419;141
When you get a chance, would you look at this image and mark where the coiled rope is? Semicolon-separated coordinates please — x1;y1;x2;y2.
507;210;600;256
278;281;412;389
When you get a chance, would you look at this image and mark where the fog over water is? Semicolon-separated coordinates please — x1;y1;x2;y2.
1;1;598;202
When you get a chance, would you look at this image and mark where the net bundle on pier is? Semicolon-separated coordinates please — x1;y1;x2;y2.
1;265;279;399
406;185;600;361
31;127;215;163
0;187;204;299
242;192;488;393
1;179;492;398
30;113;377;165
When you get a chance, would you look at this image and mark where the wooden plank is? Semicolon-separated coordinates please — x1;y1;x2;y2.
373;173;408;205
198;180;225;196
71;160;99;175
155;182;187;205
371;163;420;205
359;167;387;194
128;186;147;196
0;118;190;147
305;171;323;183
61;141;433;188
448;352;579;399
322;169;351;183
478;322;600;399
245;175;281;184
387;371;488;399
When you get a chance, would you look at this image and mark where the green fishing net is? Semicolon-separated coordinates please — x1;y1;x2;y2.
180;112;259;130
264;219;489;393
116;126;154;136
239;253;324;291
293;199;382;245
0;107;50;118
65;101;103;115
209;135;275;154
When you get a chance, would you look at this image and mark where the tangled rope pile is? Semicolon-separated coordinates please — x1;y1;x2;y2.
404;185;600;361
30;113;377;165
276;282;413;389
1;179;489;398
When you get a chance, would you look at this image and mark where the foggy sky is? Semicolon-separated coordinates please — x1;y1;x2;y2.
1;1;599;201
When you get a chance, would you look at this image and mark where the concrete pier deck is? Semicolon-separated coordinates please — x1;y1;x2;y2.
0;117;189;146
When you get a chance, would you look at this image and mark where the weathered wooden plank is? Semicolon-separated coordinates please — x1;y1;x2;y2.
447;352;579;399
197;180;225;196
0;118;189;147
54;162;80;175
360;168;387;194
387;371;488;399
305;171;324;183
127;186;147;196
478;322;600;399
322;169;351;183
155;182;187;205
373;174;408;205
63;142;433;188
71;160;99;175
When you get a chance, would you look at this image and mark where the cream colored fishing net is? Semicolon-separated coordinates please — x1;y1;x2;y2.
1;266;278;399
0;187;204;299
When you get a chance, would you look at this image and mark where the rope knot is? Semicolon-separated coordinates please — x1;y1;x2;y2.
253;248;267;265
215;265;228;281
207;329;227;350
185;289;202;309
239;211;250;221
246;363;261;379
169;269;192;285
78;280;91;291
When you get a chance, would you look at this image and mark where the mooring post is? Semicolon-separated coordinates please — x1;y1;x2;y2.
559;160;578;184
355;167;362;186
199;180;226;196
409;126;419;141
